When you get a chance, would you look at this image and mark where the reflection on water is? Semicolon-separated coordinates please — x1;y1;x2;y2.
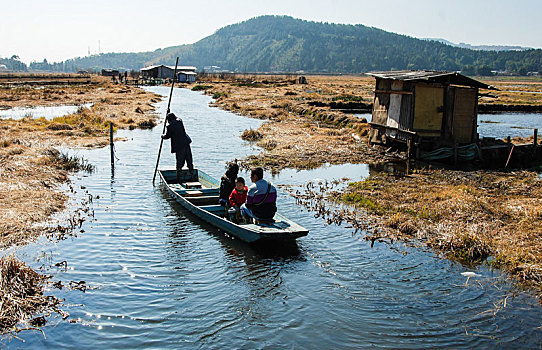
0;103;92;120
3;87;542;348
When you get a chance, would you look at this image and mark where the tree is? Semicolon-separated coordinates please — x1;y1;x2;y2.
475;65;493;76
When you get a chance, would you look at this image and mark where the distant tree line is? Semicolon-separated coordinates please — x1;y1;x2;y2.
4;16;542;75
0;55;27;71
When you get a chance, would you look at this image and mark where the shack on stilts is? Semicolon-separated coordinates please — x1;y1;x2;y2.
367;70;541;168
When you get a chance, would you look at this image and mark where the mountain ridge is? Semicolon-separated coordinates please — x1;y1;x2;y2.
22;15;542;75
423;38;531;52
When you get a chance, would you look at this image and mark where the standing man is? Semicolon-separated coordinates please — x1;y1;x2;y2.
241;167;277;222
161;112;194;182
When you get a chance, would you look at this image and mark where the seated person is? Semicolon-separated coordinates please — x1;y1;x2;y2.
228;177;247;223
241;167;277;222
219;162;239;207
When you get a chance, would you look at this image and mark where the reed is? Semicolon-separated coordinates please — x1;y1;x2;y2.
0;255;61;333
44;148;94;172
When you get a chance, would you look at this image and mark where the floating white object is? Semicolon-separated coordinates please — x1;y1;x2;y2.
461;271;481;277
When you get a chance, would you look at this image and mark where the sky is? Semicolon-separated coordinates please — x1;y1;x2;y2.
2;0;542;64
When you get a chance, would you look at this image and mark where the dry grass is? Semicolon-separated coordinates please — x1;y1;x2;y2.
0;144;94;248
479;79;542;106
241;128;263;141
0;255;61;333
197;74;542;172
0;81;161;248
197;75;381;172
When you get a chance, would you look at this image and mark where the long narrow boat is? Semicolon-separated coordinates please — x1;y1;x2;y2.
159;169;309;243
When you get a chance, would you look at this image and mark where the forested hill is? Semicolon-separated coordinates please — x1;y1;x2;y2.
30;15;542;74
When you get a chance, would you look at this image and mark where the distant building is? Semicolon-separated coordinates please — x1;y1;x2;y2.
367;70;496;155
101;69;119;76
176;70;197;83
140;65;197;80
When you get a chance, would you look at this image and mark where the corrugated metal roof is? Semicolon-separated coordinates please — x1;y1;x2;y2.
140;65;197;71
367;70;496;90
140;65;161;71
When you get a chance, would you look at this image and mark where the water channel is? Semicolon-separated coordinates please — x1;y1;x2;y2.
2;87;542;348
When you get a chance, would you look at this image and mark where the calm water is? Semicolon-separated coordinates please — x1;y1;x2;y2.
479;113;541;139
3;87;542;348
355;112;542;139
0;103;92;120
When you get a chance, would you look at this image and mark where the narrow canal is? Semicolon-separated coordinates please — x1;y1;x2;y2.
3;87;542;348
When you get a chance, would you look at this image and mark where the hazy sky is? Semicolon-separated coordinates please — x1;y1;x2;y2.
2;0;541;64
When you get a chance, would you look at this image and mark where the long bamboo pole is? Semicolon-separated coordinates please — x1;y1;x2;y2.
152;57;179;185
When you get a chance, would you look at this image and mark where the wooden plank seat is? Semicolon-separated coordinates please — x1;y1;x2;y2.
185;190;203;197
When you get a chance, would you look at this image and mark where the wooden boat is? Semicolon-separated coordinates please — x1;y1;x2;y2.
158;169;309;243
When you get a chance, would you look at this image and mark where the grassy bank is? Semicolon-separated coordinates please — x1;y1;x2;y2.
331;169;542;290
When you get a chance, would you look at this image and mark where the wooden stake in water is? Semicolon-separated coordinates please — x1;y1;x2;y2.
110;122;114;167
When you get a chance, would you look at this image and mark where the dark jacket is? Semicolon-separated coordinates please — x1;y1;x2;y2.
219;174;236;201
163;118;190;153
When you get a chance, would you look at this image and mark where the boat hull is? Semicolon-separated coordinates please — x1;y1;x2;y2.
159;169;308;243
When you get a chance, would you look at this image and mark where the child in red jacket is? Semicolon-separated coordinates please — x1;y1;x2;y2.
228;177;247;223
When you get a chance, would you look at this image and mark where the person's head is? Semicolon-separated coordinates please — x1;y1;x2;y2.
166;113;176;122
235;177;245;191
226;162;239;177
250;167;264;182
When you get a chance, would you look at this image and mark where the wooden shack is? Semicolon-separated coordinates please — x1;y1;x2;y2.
140;65;197;80
367;70;495;155
176;69;197;83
